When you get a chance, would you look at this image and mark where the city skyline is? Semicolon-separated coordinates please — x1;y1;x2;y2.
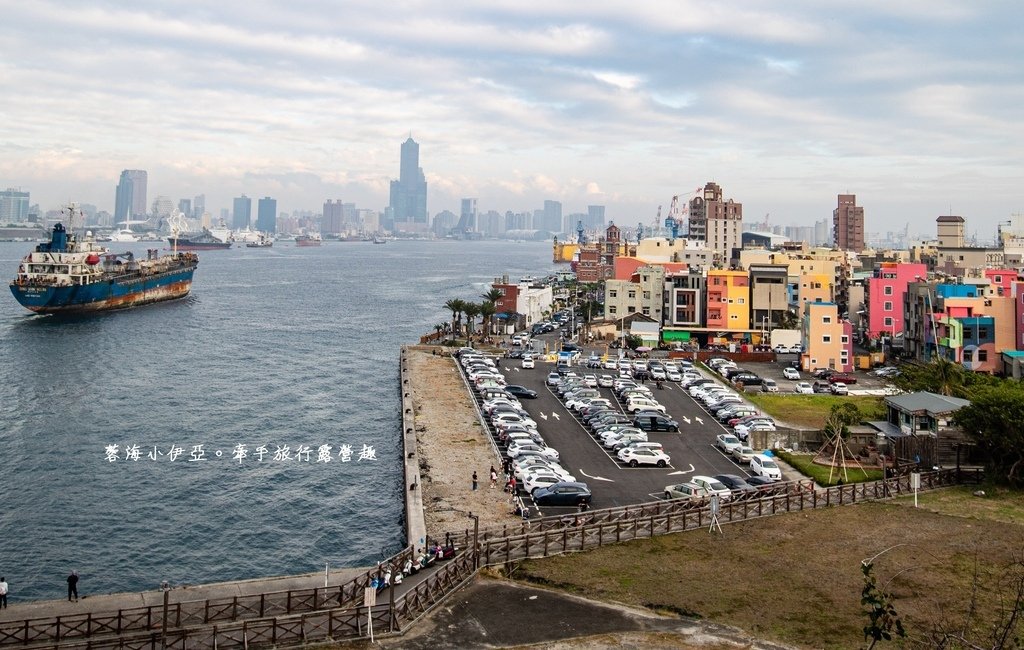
1;2;1022;233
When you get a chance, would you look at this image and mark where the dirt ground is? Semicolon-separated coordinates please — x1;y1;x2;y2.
406;346;519;542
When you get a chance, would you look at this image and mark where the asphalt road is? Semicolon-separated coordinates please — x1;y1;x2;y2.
495;357;751;513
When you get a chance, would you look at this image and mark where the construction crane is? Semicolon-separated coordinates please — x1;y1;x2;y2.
664;195;682;243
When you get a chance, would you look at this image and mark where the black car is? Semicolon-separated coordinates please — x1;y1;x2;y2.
632;414;679;432
532;481;592;507
561;342;581;352
713;474;756;495
732;373;763;386
504;384;538;399
745;475;777;488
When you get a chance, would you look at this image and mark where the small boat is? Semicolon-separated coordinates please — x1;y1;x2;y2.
246;234;273;248
295;233;322;247
168;228;232;251
373;235;386;244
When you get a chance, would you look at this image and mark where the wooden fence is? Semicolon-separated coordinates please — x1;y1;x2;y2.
6;468;981;650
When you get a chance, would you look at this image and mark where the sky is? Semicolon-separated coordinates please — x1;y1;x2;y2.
1;1;1022;237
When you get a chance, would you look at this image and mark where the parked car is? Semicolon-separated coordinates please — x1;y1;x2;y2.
760;378;779;392
713;474;756;495
715;433;743;453
504;384;538;399
691;475;732;501
664;482;708;501
830;382;849;395
532;481;592;506
729;445;757;464
597;374;615;387
827;373;857;384
783;367;801;381
523;470;577;495
618;447;671;467
546;372;562;386
632;414;680;432
794;381;813;394
733;373;763;386
521;357;535;369
812;381;832;394
749;454;783;481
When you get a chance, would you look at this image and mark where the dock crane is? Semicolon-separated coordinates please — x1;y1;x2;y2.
576;220;586;245
664;195;682;243
636;222;644;243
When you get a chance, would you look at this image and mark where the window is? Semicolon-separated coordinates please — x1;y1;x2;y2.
884;317;893;327
884;285;893;295
643;291;651;299
884;301;893;311
979;327;989;339
609;290;617;298
822;316;832;324
995;275;1003;283
627;306;636;313
642;307;650;316
978;349;988;362
736;297;745;304
609;306;617;314
841;335;849;344
823;335;832;344
628;291;636;299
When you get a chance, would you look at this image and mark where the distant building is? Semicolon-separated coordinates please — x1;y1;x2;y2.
832;194;865;253
232;195;252;230
802;301;853;372
478;210;504;237
432;210;458;237
388;137;428;232
605;265;666;323
456;198;477;232
541;200;562;233
688;182;742;266
322;199;344;235
0;188;30;223
257;197;277;233
114;170;148;221
177;199;191;218
193;194;205;220
151;196;173;219
584;205;606;230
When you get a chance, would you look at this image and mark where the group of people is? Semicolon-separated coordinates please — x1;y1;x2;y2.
0;572;79;608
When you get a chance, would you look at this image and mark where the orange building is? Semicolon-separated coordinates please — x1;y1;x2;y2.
706;270;750;330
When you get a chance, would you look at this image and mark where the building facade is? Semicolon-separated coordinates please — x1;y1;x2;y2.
0;188;30;222
749;264;789;331
257;197;277;234
802;302;852;372
687;182;742;266
832;194;865;252
865;262;928;341
705;269;749;330
114;169;148;221
232;195;252;230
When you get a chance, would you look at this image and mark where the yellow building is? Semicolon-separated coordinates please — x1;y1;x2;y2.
797;272;834;310
552;239;579;263
706;269;750;330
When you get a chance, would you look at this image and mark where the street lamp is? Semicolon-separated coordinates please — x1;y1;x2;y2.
467;512;479;569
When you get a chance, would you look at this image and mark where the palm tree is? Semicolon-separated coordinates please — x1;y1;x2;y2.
931;356;965;397
463;302;481;336
479;301;497;336
481;288;503;305
444;298;465;338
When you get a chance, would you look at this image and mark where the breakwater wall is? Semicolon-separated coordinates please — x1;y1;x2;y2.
400;346;427;551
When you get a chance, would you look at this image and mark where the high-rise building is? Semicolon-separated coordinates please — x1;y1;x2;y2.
833;194;865;252
541;200;562;233
257;197;277;233
193;194;205;220
232;195;252;230
388;137;428;232
814;218;831;247
456;198;477;232
151;196;173;219
0;188;30;222
178;199;192;217
114;170;148;221
323;199;344;235
585;205;606;229
688;182;742;265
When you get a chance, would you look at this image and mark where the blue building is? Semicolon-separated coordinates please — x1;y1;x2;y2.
256;197;277;234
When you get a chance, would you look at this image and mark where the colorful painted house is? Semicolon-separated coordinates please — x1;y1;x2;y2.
706;269;750;330
866;262;928;342
802;301;853;372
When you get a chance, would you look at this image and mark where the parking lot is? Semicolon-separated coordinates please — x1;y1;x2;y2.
466;352;778;516
730;353;897;396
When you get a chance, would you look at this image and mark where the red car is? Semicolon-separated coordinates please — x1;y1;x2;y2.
828;373;857;384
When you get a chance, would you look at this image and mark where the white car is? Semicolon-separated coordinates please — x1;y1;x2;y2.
546;372;561;386
730;444;757;464
514;459;571;482
603;358;619;370
734;421;777;438
583;374;599;387
650;367;667;380
749;454;783;481
666;369;683;382
523;470;577;494
521;357;535;369
783;367;800;380
626;399;667;414
715;433;743;454
506;441;559;461
830;382;849;395
598;374;615;387
691;475;732;501
617;447;671;467
794;381;813;394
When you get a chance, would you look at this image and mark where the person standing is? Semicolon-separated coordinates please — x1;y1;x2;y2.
67;571;79;602
471;471;478;491
0;576;8;609
489;466;498;488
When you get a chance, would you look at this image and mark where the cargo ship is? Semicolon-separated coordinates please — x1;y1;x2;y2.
167;228;232;250
295;233;322;247
10;209;199;314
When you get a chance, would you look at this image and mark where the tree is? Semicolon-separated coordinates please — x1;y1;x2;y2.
955;384;1024;487
861;561;906;649
479;301;496;336
463;302;481;336
825;402;862;440
892;357;970;398
624;334;643;350
778;309;800;330
444;298;465;339
481;288;503;305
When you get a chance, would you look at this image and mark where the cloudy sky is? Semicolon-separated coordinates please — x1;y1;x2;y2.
1;1;1021;236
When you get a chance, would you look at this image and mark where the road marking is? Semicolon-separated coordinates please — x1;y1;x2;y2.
694;416;704;425
681;416;691;424
551;412;560;420
666;464;696;475
513;367;520;372
578;469;614;482
538;413;548;420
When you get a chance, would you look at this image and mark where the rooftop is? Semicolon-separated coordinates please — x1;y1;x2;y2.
885;391;970;416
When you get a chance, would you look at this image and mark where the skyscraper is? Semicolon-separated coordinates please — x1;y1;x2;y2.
323;199;344;235
232;195;252;230
388;137;428;232
457;198;477;232
586;205;606;229
688;182;742;266
833;194;865;252
541;200;562;233
114;170;148;221
257;197;277;233
0;188;30;222
193;194;205;220
178;198;192;217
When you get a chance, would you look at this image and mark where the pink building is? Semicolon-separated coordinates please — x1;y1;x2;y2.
866;262;928;342
1015;281;1024;351
984;269;1021;297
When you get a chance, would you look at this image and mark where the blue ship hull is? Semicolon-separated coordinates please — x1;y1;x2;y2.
10;266;196;314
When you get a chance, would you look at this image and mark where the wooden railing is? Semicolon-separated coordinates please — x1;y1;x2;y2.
7;468;980;650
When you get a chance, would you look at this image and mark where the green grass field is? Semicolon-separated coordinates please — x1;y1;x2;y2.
744;392;886;428
777;450;883;485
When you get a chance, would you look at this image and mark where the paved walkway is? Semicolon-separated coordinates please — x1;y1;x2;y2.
0;566;369;624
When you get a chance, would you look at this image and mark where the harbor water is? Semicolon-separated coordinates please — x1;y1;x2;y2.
0;239;555;602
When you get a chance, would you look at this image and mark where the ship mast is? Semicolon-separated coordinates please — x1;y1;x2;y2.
168;210;186;255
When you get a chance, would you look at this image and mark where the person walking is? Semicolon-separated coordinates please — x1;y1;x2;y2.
0;576;8;609
67;571;79;602
489;466;498;488
472;471;478;491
